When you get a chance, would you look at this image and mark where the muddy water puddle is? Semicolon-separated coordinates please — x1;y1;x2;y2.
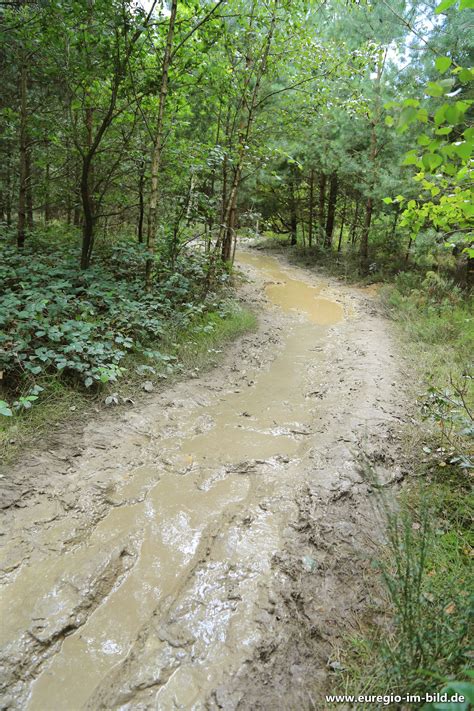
237;251;343;325
2;250;344;710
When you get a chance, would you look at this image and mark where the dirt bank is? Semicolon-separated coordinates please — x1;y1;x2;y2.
0;249;410;710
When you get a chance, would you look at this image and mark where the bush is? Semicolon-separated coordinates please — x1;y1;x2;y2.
0;229;228;410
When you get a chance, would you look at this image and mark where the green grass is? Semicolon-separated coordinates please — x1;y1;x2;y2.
0;304;257;465
330;271;473;709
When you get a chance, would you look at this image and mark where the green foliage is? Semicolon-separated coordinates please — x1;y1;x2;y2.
376;503;472;696
338;465;473;705
385;33;473;259
0;229;227;412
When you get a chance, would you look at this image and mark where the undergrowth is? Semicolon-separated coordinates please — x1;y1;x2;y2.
0;225;256;462
324;263;473;709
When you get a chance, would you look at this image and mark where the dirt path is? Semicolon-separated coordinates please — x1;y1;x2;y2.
0;249;409;710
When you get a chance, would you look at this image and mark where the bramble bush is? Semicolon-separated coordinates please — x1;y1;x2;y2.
0;228;228;414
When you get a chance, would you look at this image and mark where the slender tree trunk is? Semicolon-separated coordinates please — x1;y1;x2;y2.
66;135;72;224
351;199;360;244
80;107;95;269
221;169;240;261
289;170;297;246
26;145;33;230
185;172;195;223
73;159;81;226
137;164;145;243
337;197;347;253
80;158;94;269
318;172;326;239
359;196;372;262
6;161;12;226
308;168;315;247
44;161;52;223
390;209;399;241
17;61;28;249
145;0;178;290
324;172;338;247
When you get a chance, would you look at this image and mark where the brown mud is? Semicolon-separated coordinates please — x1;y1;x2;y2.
0;249;410;710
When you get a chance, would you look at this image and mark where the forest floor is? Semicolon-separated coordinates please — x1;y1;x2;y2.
0;247;412;710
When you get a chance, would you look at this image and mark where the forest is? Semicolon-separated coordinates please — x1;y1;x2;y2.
0;0;473;708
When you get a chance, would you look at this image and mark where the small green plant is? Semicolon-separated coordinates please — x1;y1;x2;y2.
422;676;474;710
0;400;13;417
422;374;473;469
337;455;473;706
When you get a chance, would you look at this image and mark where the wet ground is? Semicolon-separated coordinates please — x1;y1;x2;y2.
0;249;409;710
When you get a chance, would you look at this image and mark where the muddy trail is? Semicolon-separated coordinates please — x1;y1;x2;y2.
0;249;409;710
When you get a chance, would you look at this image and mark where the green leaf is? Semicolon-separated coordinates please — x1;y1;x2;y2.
0;400;13;417
426;82;445;97
434;105;447;125
453;142;472;160
435;0;457;12
445;104;460;124
464;127;474;141
459;67;474;83
417;108;429;123
399;106;418;128
403;153;420;166
417;134;431;146
456;100;471;118
435;56;452;73
459;0;474;8
435;126;452;135
384;115;394;127
383;197;393;204
422;153;443;171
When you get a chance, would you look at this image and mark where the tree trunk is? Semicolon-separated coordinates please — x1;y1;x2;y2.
44;161;52;223
289;170;297;246
351;199;360;244
26;145;33;230
145;0;178;290
73;160;81;226
80;156;95;269
359;196;372;263
318;172;326;239
324;172;338;247
137;164;145;243
390;209;399;241
337;197;347;253
221;170;240;261
80;106;95;269
308;168;315;247
5;162;12;226
17;61;28;249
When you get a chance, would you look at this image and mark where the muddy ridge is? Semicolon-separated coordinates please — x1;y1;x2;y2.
0;249;410;710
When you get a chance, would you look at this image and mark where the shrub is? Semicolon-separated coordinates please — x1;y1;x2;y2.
0;229;227;408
